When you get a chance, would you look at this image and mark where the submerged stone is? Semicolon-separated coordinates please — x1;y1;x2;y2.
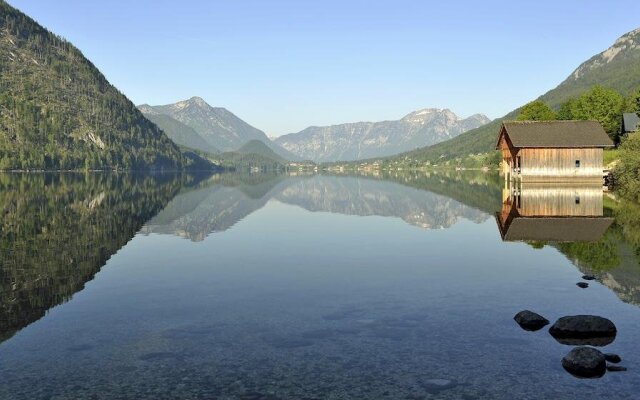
421;378;456;394
582;275;596;281
549;315;616;346
514;310;549;331
562;347;606;378
605;353;622;363
576;282;589;288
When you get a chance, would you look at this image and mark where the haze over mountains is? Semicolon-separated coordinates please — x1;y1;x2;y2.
276;110;489;162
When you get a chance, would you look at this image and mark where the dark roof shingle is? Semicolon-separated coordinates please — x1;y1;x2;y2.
497;120;613;149
496;216;614;242
622;113;640;133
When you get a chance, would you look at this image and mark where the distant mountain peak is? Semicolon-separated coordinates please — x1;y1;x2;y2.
187;96;210;108
411;108;442;115
402;108;457;122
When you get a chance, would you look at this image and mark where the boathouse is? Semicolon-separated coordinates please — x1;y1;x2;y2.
496;120;613;181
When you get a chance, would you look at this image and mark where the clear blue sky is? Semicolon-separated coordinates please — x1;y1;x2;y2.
8;0;640;136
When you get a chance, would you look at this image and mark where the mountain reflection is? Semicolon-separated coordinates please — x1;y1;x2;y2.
142;174;291;241
496;182;614;242
0;173;191;343
143;173;496;241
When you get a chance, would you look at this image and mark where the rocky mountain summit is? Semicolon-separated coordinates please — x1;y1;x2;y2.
275;109;489;162
140;97;295;159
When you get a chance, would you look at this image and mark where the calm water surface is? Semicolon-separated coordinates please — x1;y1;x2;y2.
1;172;640;399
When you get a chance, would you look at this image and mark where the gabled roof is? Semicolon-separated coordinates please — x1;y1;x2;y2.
496;120;614;149
622;113;640;133
495;216;614;242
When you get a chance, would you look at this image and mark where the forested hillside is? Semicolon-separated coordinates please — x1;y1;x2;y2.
0;1;198;170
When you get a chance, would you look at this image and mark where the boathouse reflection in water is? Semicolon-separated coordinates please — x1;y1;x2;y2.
495;181;614;242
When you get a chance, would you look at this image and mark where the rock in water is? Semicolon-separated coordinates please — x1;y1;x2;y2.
514;310;550;331
576;282;589;288
605;353;622;363
549;315;616;345
562;347;606;378
421;379;457;394
582;275;596;281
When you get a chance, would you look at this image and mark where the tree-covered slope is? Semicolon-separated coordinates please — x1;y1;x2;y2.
0;1;196;170
216;151;287;171
236;139;286;162
390;27;640;163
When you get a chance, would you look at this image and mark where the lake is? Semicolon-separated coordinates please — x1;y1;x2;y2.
1;171;639;399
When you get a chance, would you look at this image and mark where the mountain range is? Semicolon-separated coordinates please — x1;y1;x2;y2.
139;97;488;164
275;109;489;162
388;27;640;164
139;97;297;160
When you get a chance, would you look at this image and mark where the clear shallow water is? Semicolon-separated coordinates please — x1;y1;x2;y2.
1;172;640;399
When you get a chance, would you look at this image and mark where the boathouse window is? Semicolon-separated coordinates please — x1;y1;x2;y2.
575;160;581;168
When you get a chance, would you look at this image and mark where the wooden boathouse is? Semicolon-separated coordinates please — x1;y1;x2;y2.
496;120;614;181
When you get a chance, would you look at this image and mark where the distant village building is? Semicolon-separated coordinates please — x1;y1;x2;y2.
622;112;640;134
496;121;613;181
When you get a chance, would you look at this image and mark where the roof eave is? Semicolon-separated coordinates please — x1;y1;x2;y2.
509;144;615;148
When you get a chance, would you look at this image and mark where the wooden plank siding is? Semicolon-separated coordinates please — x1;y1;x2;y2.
516;184;604;216
517;148;603;179
495;121;612;182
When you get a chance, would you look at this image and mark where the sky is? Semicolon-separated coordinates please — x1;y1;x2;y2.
8;0;640;136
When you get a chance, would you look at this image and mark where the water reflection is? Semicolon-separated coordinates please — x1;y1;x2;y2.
142;174;290;241
1;171;640;398
0;173;194;343
496;182;614;242
144;173;495;241
494;179;640;310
